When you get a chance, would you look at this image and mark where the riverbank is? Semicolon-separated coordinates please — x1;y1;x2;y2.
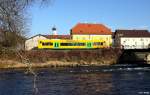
0;49;122;69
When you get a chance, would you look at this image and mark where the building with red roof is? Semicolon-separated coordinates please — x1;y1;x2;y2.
71;23;112;35
114;30;150;49
71;23;112;47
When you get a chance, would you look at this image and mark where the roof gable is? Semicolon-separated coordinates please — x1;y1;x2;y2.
26;34;46;40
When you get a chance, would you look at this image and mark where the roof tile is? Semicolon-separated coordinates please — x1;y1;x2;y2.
115;30;150;37
71;23;112;35
43;35;71;39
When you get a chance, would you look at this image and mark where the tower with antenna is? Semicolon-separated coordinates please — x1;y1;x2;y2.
52;26;57;35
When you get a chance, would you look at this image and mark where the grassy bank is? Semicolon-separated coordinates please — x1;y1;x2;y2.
0;48;122;69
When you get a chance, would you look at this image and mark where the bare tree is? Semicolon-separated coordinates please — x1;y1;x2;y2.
0;0;52;34
0;0;52;48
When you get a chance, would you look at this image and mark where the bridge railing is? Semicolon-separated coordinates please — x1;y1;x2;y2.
123;45;149;49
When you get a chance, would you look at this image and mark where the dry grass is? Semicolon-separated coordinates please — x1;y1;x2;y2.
0;48;122;69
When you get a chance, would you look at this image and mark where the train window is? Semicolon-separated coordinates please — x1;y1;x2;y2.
73;43;85;46
61;43;73;46
60;43;85;46
93;42;104;46
93;42;101;46
78;43;85;46
42;42;53;46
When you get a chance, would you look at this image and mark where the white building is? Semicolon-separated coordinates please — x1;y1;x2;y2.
25;34;48;50
114;30;150;49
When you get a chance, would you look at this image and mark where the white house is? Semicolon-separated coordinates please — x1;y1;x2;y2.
25;34;48;50
114;30;150;49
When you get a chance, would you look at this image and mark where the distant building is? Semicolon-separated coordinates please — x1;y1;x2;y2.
114;30;150;49
25;34;47;50
25;34;71;50
71;23;112;47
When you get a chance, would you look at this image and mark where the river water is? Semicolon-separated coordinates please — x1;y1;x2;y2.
0;64;150;95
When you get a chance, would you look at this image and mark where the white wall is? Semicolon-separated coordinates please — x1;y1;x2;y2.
121;37;150;49
25;35;47;50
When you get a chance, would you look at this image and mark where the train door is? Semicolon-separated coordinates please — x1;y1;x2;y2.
87;42;92;48
54;42;59;48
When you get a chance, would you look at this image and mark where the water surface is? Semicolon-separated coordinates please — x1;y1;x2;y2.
0;64;150;95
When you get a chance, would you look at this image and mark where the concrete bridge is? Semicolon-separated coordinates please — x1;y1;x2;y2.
147;54;150;64
117;49;150;64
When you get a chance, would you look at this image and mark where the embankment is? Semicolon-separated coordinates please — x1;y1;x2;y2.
0;49;122;69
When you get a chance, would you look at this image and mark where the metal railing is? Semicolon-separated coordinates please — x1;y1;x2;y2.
123;45;149;49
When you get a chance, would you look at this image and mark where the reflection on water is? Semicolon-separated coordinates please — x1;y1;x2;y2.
0;65;150;95
67;73;113;95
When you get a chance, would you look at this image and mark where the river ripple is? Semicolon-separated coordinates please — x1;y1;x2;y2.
0;65;150;95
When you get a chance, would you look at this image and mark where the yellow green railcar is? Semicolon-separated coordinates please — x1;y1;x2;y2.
38;39;107;49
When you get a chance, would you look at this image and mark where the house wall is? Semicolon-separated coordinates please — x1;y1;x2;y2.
25;35;47;50
120;37;150;49
72;35;112;47
113;34;121;47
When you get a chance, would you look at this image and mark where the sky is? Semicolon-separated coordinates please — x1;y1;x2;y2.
29;0;150;37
